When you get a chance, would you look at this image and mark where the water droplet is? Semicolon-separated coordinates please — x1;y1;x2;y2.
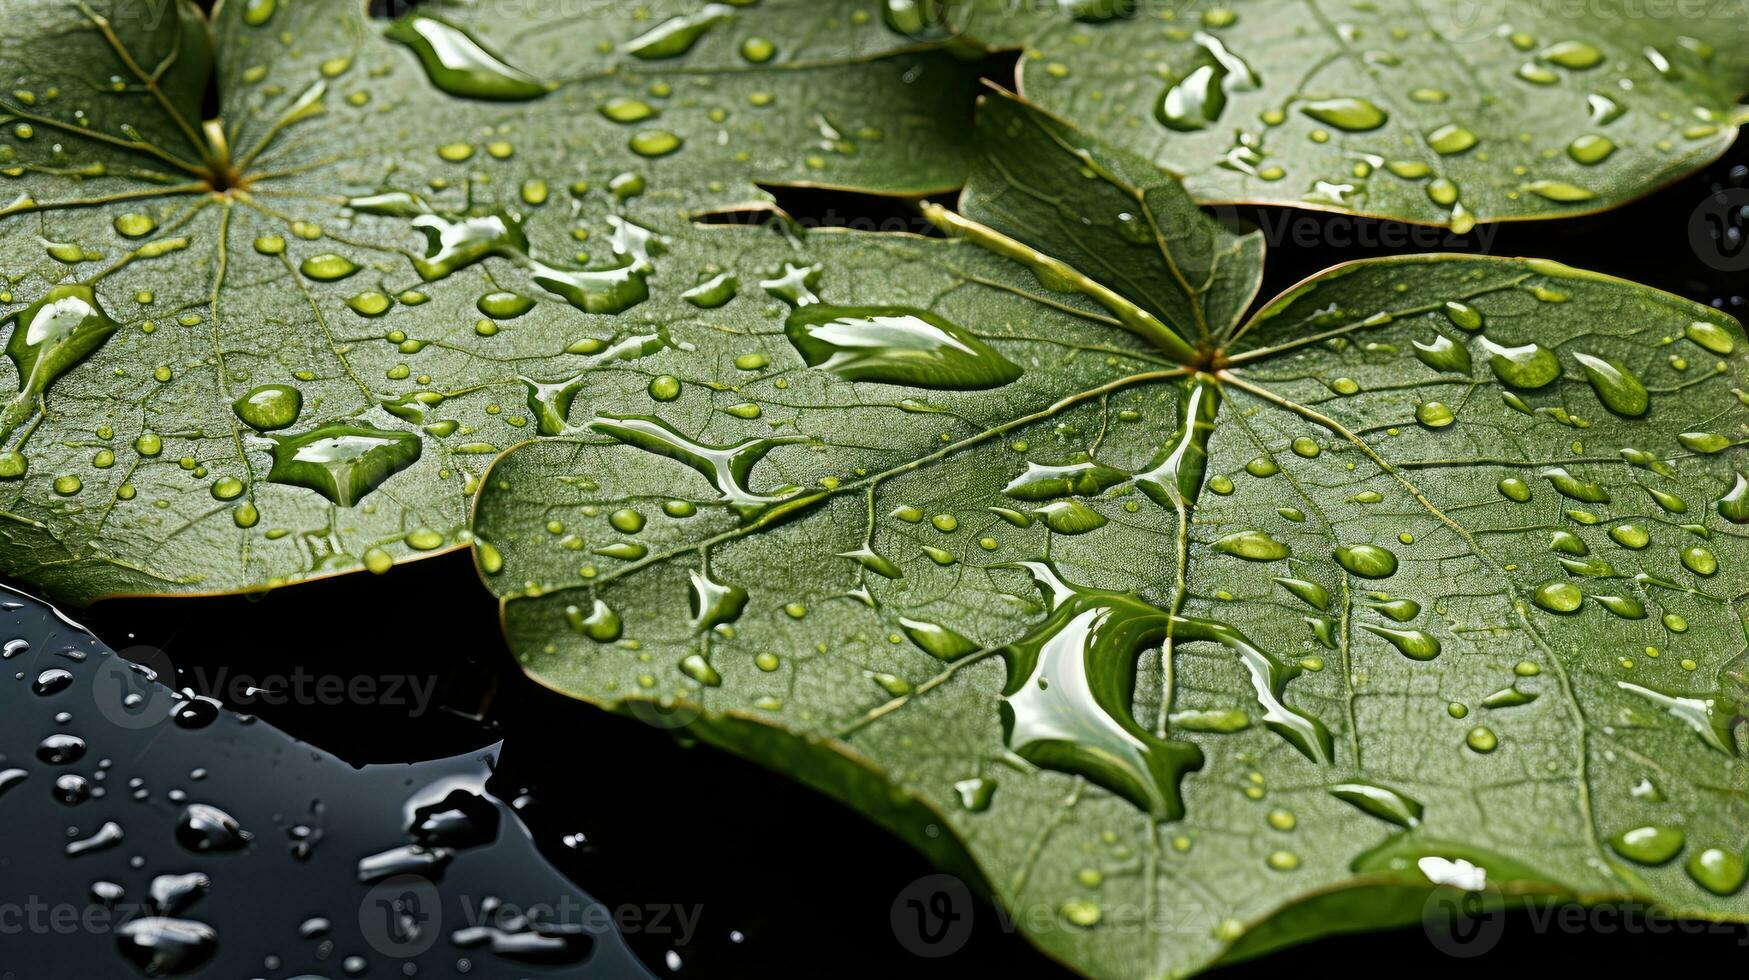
2;285;120;441
1610;825;1685;865
116;918;218;977
385;13;549;100
1413;333;1471;373
687;568;747;633
1361;624;1440;660
1679;431;1733;454
1617;681;1737;754
1480;337;1561;388
298;253;358;281
1686;847;1748;895
1568;352;1648;416
783;305;1022;390
1685;320;1737;355
176;802;251;852
530;260;650;315
1415;401;1455;428
1567;134;1616;165
1498;477;1531;502
477;291;535;319
954;777;996;812
1442;301;1483;331
589;414;803;517
1465;726;1498;753
1334;544;1397;579
620;3;734;59
1214;530;1291;562
1719;472;1749;524
1134;378;1222;510
411;211;528;281
1609;523;1650;550
1522;180;1596;203
1273;576;1330;611
1543;466;1609;503
1682;545;1718;577
900;618;979;661
1540;40;1604;70
1300;97;1387;131
1004;458;1127;501
232;384;302;431
648;375;682;401
740;36;776;62
1033;500;1108;535
1170;709;1250;733
113;212;156;238
260;421;421;506
1427;124;1478;155
37;732;85;763
628;129;683;157
1532;580;1584;613
679;654;721;687
566;599;621;642
1328;782;1422;827
682;273;738;308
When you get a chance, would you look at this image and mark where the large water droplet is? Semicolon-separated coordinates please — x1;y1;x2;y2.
1214;530;1291;562
1610;825;1684;865
1686;847;1748;896
1334;544;1397;579
231;383;302;431
783;305;1021;390
1328;782;1423;827
1480;337;1561;389
688;568;748;632
2;285;119;440
385;13;549;100
411;211;528;281
588;414;804;517
900;617;979;661
116;918;218;977
620;3;734;59
1573;352;1647;416
260;421;422;506
1003;458;1128;501
1299;97;1388;131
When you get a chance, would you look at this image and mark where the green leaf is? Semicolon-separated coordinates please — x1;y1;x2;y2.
943;0;1749;228
478;91;1749;977
0;0;980;601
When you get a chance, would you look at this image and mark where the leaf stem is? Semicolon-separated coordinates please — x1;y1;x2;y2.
919;202;1201;365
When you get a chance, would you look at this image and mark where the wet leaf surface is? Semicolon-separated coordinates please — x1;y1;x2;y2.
944;0;1749;227
478;91;1749;978
0;0;978;601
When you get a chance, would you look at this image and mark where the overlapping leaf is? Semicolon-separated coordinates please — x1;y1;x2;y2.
0;0;979;601
478;90;1749;978
943;0;1749;226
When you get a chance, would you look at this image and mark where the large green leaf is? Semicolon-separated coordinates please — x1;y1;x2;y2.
943;0;1749;228
477;90;1749;977
0;0;979;602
